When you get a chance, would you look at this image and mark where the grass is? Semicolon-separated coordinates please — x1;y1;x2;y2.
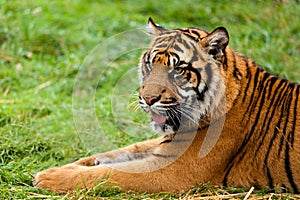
1;0;300;199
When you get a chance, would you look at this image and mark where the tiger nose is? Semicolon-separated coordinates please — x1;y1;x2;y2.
143;95;161;106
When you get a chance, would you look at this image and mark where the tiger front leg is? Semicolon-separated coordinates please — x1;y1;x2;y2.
73;136;166;166
34;133;204;193
33;164;111;193
34;154;197;193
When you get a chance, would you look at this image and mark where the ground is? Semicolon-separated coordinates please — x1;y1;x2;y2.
1;0;300;199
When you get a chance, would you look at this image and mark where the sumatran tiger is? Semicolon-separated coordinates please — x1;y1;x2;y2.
34;18;300;193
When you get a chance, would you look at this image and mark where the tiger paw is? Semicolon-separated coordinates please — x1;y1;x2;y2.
33;164;88;192
33;164;110;193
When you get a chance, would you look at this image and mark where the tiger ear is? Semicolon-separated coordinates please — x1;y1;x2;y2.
200;27;229;62
147;17;166;37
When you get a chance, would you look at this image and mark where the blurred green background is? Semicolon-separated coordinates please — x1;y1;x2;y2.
0;0;299;198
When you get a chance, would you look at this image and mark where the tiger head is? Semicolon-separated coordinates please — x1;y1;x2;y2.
139;18;229;134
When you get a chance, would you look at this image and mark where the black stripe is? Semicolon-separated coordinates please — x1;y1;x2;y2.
152;153;176;158
186;71;191;80
177;28;191;34
185;63;207;101
170;52;180;66
266;169;274;189
285;132;299;193
178;60;188;66
159;139;173;145
155;44;168;49
277;85;292;156
190;49;202;63
196;85;208;101
181;37;191;49
267;77;281;99
182;32;199;43
242;58;251;103
282;84;299;192
232;54;242;80
248;72;270;116
205;63;213;89
291;85;299;148
173;44;184;53
283;86;293;139
244;67;262;117
191;29;201;39
284;85;295;130
223;51;228;71
288;85;300;193
223;163;234;186
188;41;205;62
154;37;167;44
166;53;170;66
197;124;210;130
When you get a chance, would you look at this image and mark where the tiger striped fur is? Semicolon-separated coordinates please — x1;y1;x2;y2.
34;18;300;193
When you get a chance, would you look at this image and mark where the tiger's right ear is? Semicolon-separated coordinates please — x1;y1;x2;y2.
147;17;166;37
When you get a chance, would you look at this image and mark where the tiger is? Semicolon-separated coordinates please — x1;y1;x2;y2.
33;18;300;194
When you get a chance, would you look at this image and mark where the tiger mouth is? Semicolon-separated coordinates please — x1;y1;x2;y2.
150;110;181;132
151;111;168;124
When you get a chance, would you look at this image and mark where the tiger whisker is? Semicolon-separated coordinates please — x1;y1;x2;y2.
128;100;142;112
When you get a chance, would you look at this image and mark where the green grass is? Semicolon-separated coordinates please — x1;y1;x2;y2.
1;0;300;199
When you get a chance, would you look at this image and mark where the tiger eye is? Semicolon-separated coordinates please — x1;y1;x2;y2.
174;67;185;75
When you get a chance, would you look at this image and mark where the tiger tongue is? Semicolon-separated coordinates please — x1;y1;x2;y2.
151;111;167;124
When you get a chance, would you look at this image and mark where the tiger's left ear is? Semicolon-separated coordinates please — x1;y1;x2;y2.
200;27;229;62
147;17;166;37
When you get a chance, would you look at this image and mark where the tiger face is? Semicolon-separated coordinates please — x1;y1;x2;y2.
139;18;229;134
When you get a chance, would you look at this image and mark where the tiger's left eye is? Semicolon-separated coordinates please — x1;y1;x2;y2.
174;67;185;75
